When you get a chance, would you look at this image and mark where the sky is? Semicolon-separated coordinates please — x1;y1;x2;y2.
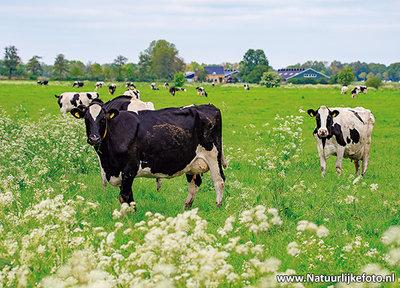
1;0;399;69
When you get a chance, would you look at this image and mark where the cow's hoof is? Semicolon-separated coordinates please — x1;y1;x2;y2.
119;195;125;204
216;202;222;207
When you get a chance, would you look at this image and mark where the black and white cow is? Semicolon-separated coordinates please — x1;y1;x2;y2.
164;82;169;89
150;83;160;90
55;92;99;115
341;85;349;94
70;103;226;209
123;88;141;99
359;86;368;94
95;81;105;89
109;84;117;95
73;81;84;88
307;106;375;177
351;87;359;98
37;80;49;85
196;87;208;97
244;83;250;90
125;82;136;89
169;86;186;96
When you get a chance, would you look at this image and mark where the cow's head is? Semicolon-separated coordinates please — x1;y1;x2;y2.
71;103;119;146
307;106;339;137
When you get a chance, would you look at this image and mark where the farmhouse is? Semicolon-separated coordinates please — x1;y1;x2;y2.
204;66;239;83
185;71;196;83
277;68;329;82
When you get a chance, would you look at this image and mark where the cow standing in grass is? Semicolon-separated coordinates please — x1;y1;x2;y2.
307;106;375;177
71;104;226;209
341;85;348;94
55;92;99;115
244;83;250;90
196;87;208;97
109;84;117;95
73;81;84;88
169;86;186;96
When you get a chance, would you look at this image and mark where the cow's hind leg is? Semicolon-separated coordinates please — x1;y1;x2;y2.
205;150;225;207
184;174;202;210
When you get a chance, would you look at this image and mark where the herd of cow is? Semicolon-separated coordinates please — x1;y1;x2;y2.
53;82;375;210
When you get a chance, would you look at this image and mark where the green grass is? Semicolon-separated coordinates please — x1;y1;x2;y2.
0;80;399;287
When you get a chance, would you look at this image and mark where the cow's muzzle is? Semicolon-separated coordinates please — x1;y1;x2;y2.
318;129;328;137
88;134;101;145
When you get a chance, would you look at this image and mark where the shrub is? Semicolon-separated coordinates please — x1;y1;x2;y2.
365;77;383;89
259;72;282;88
174;72;186;87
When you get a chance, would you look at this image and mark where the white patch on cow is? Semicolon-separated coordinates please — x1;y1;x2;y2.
58;92;98;115
127;99;155;112
317;106;330;136
89;104;102;120
109;172;122;187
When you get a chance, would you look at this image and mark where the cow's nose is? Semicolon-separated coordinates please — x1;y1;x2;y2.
88;135;100;145
318;129;328;136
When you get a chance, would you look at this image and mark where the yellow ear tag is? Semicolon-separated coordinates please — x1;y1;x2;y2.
110;113;115;119
75;112;80;118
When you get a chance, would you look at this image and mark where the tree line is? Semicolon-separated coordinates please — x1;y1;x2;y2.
2;41;400;83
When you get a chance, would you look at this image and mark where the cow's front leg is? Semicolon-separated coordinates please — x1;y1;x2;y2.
156;178;162;192
335;148;345;177
354;159;361;175
183;174;202;210
119;172;135;205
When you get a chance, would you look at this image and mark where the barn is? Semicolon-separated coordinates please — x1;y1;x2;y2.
277;68;330;82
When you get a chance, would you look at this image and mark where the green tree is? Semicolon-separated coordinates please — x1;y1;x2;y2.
239;49;269;78
337;67;355;86
197;69;208;82
260;71;282;88
174;72;185;87
113;55;128;81
366;72;374;79
365;77;382;89
358;72;367;81
53;54;69;80
139;40;184;80
90;63;103;80
3;45;21;79
245;65;269;83
69;61;85;80
26;55;42;78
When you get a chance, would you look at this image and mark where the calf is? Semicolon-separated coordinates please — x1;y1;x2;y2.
196;86;208;97
109;84;117;95
70;104;225;209
95;81;104;89
169;86;186;96
150;82;159;90
307;106;375;177
351;87;360;98
55;92;99;115
341;85;348;94
73;81;84;88
164;82;169;89
244;83;250;90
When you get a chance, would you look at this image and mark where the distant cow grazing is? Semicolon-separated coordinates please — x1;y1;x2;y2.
307;106;375;177
351;86;367;98
55;92;99;115
125;82;136;89
244;83;250;90
341;85;348;94
73;81;84;88
359;86;367;94
196;87;208;97
164;82;169;89
150;83;159;90
37;80;49;86
109;84;117;95
95;81;104;89
71;103;226;209
169;86;186;96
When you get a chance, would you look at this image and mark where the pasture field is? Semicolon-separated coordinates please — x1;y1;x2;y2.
0;80;399;287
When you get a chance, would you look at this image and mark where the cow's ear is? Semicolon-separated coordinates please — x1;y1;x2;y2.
307;109;317;117
55;94;60;98
331;110;340;117
106;109;119;120
71;107;85;119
